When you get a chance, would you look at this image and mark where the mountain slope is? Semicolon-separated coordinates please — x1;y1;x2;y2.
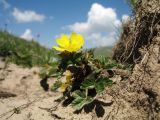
94;46;113;58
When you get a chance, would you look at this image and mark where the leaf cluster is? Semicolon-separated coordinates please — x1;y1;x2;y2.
50;50;116;110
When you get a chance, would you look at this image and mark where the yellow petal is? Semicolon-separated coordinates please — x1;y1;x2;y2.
53;46;65;52
66;76;72;83
70;33;84;46
64;70;72;83
56;35;69;48
65;46;76;52
59;83;69;92
67;45;79;52
64;70;72;77
70;32;84;52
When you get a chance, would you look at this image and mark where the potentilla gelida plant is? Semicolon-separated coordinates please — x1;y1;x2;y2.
51;32;113;110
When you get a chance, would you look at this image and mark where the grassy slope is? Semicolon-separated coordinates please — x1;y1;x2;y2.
0;31;56;67
94;46;113;58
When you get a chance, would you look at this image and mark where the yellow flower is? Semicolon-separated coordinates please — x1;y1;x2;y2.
53;32;84;52
64;70;73;82
58;70;73;92
59;83;70;92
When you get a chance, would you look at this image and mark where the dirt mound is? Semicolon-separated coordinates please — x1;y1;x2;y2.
109;0;160;119
106;36;160;120
113;0;160;64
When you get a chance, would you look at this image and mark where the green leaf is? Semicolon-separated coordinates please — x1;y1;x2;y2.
95;81;105;93
81;78;113;93
72;97;93;110
51;81;62;91
105;63;118;69
95;78;113;93
71;90;93;110
72;90;86;98
105;79;113;86
80;79;95;90
48;68;57;76
50;72;62;77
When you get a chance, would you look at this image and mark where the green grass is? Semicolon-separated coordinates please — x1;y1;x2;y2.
0;31;57;67
94;46;113;58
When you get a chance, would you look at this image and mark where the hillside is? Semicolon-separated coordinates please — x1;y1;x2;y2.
94;46;113;58
0;31;56;67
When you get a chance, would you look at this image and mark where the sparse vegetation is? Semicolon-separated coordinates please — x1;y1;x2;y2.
0;31;57;67
94;46;113;58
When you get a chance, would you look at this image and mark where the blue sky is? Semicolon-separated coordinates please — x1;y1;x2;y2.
0;0;131;48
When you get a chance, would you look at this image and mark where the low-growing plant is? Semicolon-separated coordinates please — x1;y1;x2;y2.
43;32;119;111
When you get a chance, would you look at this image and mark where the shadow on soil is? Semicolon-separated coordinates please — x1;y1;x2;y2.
74;99;113;118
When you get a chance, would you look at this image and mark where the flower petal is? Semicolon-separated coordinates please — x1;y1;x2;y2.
70;33;84;46
70;32;84;52
53;46;65;52
56;35;70;48
67;45;78;52
59;83;69;92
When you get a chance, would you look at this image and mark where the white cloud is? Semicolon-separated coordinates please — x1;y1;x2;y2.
21;29;33;40
68;3;122;47
122;14;130;23
88;32;117;47
12;8;45;23
0;0;10;9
